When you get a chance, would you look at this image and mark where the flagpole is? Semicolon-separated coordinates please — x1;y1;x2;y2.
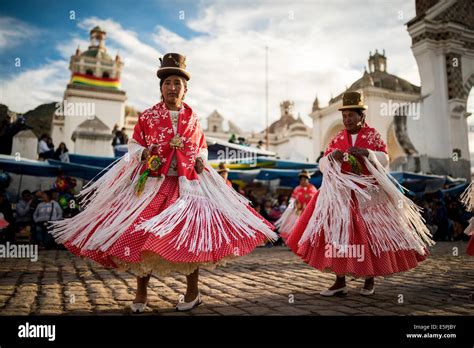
265;46;269;150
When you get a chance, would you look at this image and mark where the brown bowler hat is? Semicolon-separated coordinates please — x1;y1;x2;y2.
157;53;190;81
338;91;368;111
298;169;311;179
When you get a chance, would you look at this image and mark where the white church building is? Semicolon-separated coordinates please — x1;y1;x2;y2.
248;101;313;162
312;0;474;180
51;26;127;157
311;50;422;171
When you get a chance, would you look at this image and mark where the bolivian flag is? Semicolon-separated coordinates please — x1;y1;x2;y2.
71;73;121;89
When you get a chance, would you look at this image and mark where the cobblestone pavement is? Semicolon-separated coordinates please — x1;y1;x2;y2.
0;241;472;316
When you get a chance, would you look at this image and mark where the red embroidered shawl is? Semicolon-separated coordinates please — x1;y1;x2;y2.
292;184;317;207
132;101;207;181
324;124;387;175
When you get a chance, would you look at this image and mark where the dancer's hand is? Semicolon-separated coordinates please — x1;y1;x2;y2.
141;144;159;161
195;157;204;174
329;149;344;161
348;147;369;158
141;148;149;161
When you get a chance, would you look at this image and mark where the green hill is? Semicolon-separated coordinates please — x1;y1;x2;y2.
0;102;59;138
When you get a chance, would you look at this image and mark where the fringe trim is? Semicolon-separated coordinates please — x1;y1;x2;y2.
49;145;164;252
299;156;377;249
360;152;434;255
460;182;474;211
137;164;278;254
275;199;298;234
464;217;474;236
298;155;434;256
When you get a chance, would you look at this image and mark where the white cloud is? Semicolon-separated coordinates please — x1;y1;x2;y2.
165;0;420;131
0;16;39;49
0;0;421;133
56;36;90;60
152;26;185;48
0;60;68;112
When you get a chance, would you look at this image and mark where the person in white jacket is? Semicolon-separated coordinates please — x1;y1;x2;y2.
33;190;62;249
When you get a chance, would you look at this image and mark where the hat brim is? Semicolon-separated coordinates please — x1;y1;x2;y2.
217;169;230;173
338;104;368;111
157;67;190;81
299;174;311;179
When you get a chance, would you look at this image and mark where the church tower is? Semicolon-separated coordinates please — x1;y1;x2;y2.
52;26;127;156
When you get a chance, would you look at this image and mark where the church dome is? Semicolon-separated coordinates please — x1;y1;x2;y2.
349;70;420;93
329;50;420;105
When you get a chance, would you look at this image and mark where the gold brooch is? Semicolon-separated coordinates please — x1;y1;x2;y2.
169;135;184;149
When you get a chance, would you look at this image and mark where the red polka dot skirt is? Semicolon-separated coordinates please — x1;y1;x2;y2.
467;235;474;256
286;191;429;277
63;176;269;271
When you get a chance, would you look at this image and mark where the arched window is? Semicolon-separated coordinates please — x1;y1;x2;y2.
86;69;94;76
213;125;217;132
102;72;110;78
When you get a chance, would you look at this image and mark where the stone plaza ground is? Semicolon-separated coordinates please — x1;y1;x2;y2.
0;241;472;316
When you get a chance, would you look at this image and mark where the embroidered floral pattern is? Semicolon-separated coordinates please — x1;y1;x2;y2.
324;129;346;156
361;130;386;151
132;101;207;179
324;126;387;156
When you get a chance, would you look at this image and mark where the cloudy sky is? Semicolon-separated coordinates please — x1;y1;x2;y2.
1;0;473;132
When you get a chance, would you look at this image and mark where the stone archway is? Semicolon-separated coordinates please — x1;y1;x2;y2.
387;122;405;168
464;73;474;98
387;121;421;172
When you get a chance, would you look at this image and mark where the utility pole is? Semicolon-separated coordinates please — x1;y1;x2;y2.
265;46;269;150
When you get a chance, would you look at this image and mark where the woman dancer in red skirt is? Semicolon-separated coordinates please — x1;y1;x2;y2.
286;91;434;296
276;169;317;240
50;53;277;312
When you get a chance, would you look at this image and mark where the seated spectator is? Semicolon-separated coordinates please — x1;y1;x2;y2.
15;189;36;225
38;134;54;160
53;142;70;163
33;190;62;249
